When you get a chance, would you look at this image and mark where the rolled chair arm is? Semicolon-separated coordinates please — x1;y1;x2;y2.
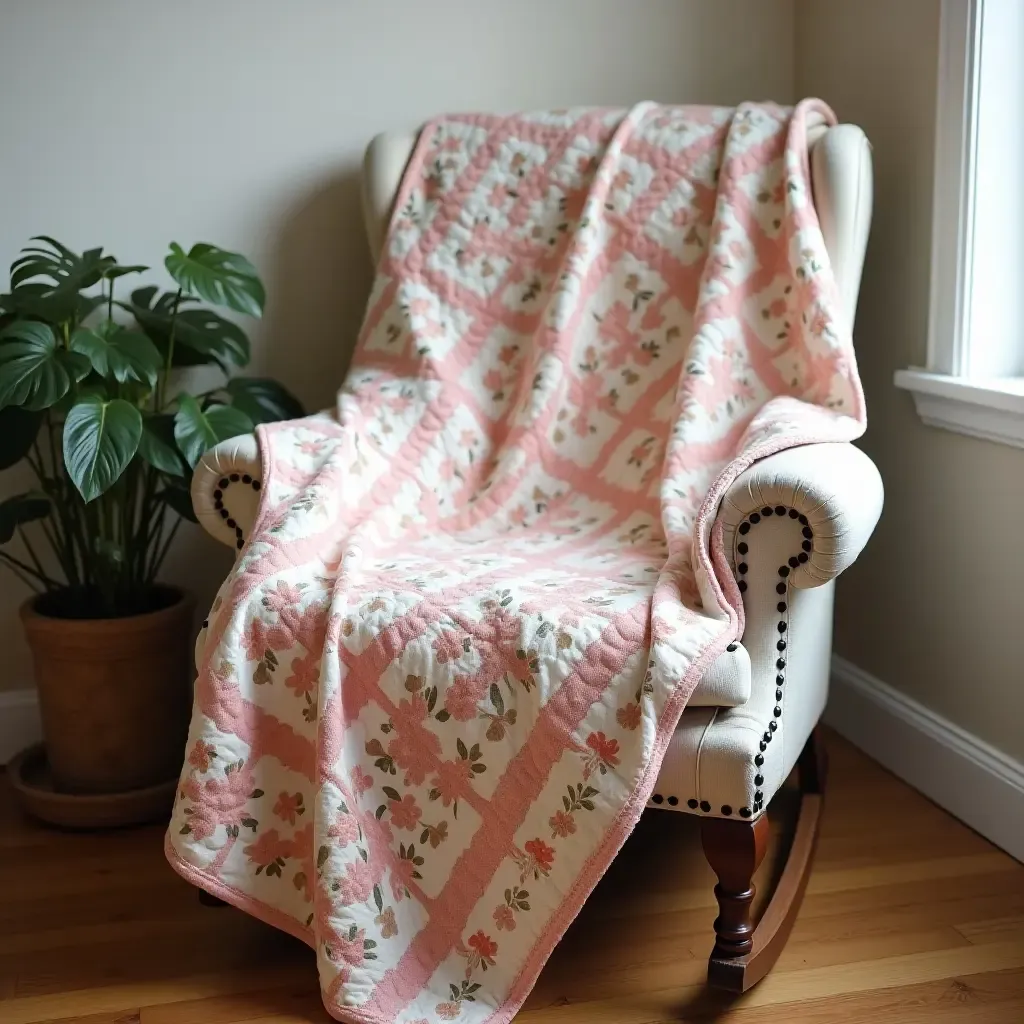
718;441;883;588
190;433;263;552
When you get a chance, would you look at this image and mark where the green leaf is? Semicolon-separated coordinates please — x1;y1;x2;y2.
165;243;265;317
0;492;51;544
0;320;88;411
4;238;115;323
0;406;42;470
71;322;163;387
225;377;304;424
137;413;185;476
102;263;149;281
173;393;253;468
129;289;250;370
158;483;198;523
62;395;142;501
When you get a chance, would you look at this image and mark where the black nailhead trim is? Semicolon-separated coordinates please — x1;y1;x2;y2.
242;474;252;484
759;741;766;752
755;790;763;801
774;505;786;516
721;805;732;815
789;508;799;518
226;518;236;529
774;706;782;717
798;552;809;563
776;658;786;670
738;562;748;574
740;807;751;818
777;601;787;613
220;509;229;519
236;540;244;550
761;506;772;516
252;480;261;491
776;689;783;700
749;512;761;524
778;565;790;578
776;674;785;685
776;582;786;595
214;501;223;511
687;798;699;809
738;580;747;592
700;801;711;812
798;514;808;525
667;795;678;806
763;731;772;743
726;643;738;652
652;793;664;804
219;478;229;488
213;489;222;500
777;639;787;651
755;774;764;786
202;618;209;628
789;556;799;568
802;526;813;539
235;528;244;537
755;754;764;766
229;473;240;482
739;522;750;534
770;720;778;732
802;540;812;552
778;621;787;634
737;542;748;555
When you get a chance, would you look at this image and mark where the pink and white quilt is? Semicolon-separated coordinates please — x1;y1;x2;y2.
166;101;865;1023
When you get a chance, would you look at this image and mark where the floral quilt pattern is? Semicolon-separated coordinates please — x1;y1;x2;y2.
166;102;864;1023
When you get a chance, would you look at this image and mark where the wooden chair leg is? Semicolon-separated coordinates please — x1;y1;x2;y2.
701;813;771;958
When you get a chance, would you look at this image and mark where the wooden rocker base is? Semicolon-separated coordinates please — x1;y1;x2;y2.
701;729;827;993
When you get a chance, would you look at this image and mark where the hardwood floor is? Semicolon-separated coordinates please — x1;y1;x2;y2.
1;731;1022;1023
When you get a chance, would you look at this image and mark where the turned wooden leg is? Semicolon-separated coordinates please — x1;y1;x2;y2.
701;813;771;958
198;889;226;907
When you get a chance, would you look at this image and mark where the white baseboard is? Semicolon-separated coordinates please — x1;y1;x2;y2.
0;688;41;766
828;655;1024;862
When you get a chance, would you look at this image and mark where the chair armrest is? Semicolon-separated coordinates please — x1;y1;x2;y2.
718;441;883;589
190;433;263;552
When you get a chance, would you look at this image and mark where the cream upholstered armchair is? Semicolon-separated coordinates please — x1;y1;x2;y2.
190;121;882;991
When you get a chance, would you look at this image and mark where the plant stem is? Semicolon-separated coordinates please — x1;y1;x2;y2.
0;554;42;594
156;287;183;411
150;515;182;579
17;527;55;589
0;550;54;587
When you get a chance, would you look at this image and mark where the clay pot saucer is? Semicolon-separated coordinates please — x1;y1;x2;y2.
8;743;177;829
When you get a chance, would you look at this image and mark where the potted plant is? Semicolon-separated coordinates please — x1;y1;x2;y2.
0;236;301;809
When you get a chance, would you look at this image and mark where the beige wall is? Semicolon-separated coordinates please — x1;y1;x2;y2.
797;0;1024;761
0;0;795;692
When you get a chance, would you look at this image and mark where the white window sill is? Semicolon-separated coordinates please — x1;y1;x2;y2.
895;368;1024;449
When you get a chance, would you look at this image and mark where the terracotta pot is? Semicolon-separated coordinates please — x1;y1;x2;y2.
20;587;195;795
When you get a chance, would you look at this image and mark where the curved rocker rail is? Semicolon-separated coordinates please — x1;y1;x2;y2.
702;729;827;992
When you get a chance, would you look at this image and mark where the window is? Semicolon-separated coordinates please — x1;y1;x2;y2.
895;0;1024;447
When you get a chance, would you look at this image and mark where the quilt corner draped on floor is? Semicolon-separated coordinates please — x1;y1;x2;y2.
166;99;864;1024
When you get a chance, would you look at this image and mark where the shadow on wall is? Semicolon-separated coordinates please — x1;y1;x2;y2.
260;163;375;412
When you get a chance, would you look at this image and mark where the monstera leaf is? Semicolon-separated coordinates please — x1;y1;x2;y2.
0;492;51;544
165;243;265;318
137;413;186;476
71;322;163;387
225;377;304;424
173;394;253;468
128;286;250;370
2;237;115;323
63;395;142;501
0;320;90;411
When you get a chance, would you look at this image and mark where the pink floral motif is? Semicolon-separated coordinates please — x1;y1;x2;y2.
187;740;216;773
335;857;374;905
459;930;498;977
285;652;319;696
616;702;642;730
245;828;289;875
350;766;373;797
375;905;398;938
328;808;359;845
388;793;423;831
548;810;576;838
492;904;516;931
273;791;304;825
581;731;620;779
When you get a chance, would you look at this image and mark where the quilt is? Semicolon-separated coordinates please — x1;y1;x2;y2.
166;101;864;1023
